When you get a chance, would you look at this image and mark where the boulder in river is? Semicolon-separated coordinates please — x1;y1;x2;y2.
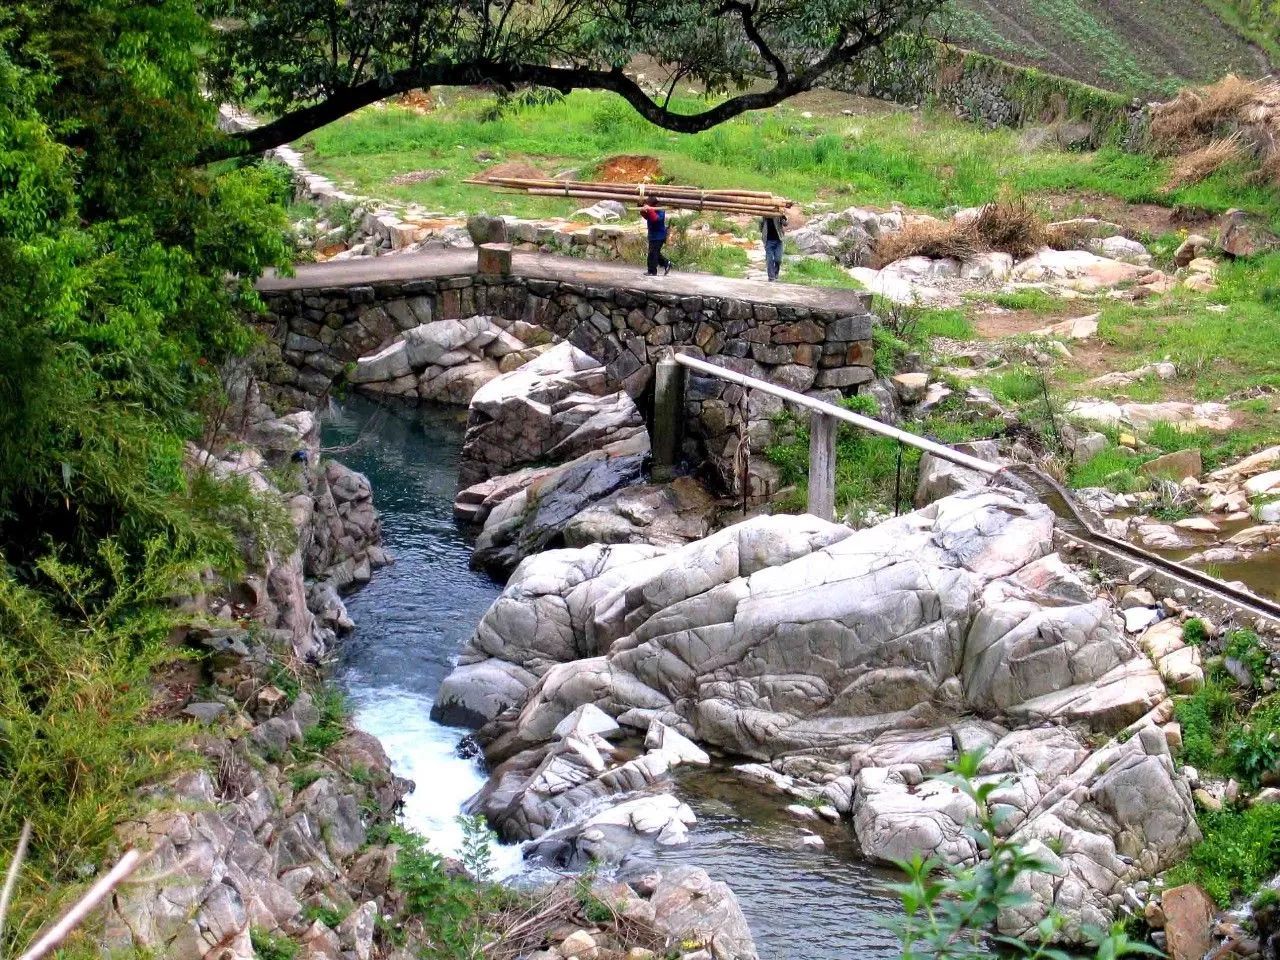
457;340;646;489
439;486;1195;940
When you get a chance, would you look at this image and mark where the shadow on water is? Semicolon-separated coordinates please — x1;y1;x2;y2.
321;395;909;959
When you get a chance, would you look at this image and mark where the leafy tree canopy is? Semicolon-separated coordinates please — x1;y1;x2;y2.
0;3;290;930
203;0;945;156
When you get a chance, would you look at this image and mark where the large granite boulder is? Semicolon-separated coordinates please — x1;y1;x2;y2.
451;489;1169;764
469;431;651;578
348;314;533;404
457;341;646;489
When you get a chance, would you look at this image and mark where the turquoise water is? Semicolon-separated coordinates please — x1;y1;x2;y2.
322;395;906;958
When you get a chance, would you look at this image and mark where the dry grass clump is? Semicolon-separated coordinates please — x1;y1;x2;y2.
1150;75;1280;185
972;198;1048;260
873;217;980;266
873;199;1057;267
1167;134;1247;188
1150;74;1261;147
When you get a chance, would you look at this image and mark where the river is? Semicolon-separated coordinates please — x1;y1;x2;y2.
321;396;906;960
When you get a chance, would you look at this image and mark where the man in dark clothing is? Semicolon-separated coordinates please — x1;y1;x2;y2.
639;202;671;276
761;213;787;281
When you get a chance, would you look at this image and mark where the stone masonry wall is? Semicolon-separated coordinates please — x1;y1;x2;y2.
258;273;874;495
833;37;1150;150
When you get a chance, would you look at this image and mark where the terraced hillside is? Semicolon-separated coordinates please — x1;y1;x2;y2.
942;0;1272;96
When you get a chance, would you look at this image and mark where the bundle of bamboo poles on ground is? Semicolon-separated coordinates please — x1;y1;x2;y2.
465;176;792;216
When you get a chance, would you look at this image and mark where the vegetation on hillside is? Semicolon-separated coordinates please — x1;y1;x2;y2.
940;0;1272;95
0;0;290;947
297;90;1280;228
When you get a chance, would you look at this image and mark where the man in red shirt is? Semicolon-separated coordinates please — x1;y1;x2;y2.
639;202;671;276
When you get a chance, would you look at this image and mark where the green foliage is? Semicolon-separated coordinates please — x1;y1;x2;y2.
303;905;345;928
1182;618;1209;646
1228;721;1280;789
1225;629;1270;683
784;256;864;289
388;826;508;959
290;768;323;792
917;308;975;341
890;751;1159;959
455;814;496;884
1174;678;1237;774
989;289;1060;311
204;0;943;160
1167;804;1280;907
300;687;350;755
1068;445;1146;493
0;3;290;943
984;368;1045;406
873;326;911;379
251;928;299;960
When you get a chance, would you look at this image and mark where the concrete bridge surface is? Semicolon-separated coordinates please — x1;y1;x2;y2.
257;248;869;317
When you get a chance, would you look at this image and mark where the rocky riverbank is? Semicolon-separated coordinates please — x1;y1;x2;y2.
92;366;765;960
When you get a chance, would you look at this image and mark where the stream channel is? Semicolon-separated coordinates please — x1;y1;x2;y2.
322;396;906;960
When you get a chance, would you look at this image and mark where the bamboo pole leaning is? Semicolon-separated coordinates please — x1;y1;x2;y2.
465;176;793;216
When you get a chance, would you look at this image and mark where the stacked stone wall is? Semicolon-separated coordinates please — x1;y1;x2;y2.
259;273;873;495
834;37;1150;149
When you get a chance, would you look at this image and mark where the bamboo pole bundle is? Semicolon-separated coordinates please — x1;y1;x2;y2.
465;176;792;216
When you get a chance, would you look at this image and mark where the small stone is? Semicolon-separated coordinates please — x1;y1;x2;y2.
891;372;929;404
1141;449;1203;481
560;931;599;960
1123;607;1160;633
1174;517;1219;533
1251;787;1280;806
799;833;826;849
1120;588;1156;610
1192;788;1222;812
183;701;227;723
1145;900;1167;929
785;803;820;821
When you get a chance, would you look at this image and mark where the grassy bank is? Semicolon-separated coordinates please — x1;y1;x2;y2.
297;90;1280;227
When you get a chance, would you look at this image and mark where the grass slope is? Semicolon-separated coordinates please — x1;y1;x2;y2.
297;91;1280;226
944;0;1272;95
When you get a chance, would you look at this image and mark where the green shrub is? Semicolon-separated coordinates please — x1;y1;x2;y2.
251;928;299;960
1226;629;1270;683
300;686;349;755
1174;678;1237;774
890;751;1157;957
388;826;507;958
1166;804;1280;906
1182;618;1209;646
1229;694;1280;786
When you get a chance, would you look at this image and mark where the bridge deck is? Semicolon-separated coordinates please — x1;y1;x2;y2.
257;249;870;315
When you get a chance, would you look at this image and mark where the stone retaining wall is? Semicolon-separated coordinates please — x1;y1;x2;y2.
258;273;874;495
834;37;1150;149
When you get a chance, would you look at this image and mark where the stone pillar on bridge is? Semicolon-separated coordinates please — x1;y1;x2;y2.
477;243;513;275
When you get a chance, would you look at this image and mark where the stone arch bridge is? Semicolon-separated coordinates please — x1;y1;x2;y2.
255;249;875;495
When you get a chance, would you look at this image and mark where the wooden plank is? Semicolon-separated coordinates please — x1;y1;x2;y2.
808;411;837;522
651;354;685;482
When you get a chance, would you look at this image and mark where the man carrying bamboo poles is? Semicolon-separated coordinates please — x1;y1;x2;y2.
638;201;671;276
761;212;787;281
